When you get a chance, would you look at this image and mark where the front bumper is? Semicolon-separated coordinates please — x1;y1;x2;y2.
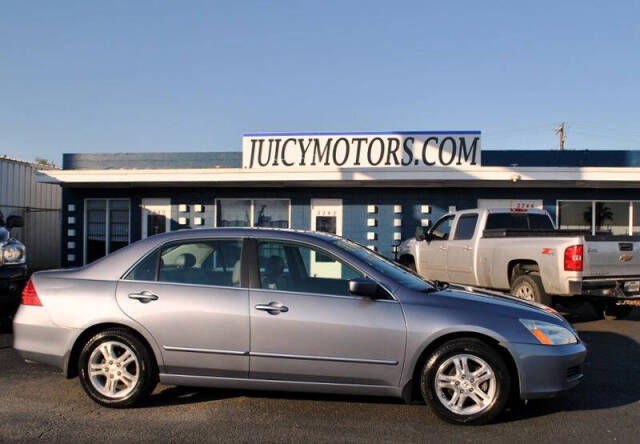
511;341;587;400
0;264;28;304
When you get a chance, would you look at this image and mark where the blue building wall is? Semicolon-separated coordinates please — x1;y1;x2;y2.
63;150;640;170
60;185;640;267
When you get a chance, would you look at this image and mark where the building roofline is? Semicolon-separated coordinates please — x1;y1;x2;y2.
34;165;640;188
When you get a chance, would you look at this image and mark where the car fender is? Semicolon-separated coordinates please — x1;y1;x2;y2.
402;324;526;396
62;314;166;377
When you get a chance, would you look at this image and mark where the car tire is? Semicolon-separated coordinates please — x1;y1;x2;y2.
602;303;634;321
511;273;551;306
78;328;158;408
420;338;511;425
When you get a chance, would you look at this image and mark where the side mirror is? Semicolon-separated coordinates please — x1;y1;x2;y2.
6;215;24;229
415;226;426;241
349;278;382;299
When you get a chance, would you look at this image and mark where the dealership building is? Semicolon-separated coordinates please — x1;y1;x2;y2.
34;131;640;267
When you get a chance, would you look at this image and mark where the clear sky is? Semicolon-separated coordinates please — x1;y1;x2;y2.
1;0;639;164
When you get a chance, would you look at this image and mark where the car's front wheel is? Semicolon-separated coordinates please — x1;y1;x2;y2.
420;338;511;425
78;328;157;408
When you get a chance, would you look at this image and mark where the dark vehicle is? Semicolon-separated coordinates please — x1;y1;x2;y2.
0;210;27;306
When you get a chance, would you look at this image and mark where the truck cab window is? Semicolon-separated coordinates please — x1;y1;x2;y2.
430;215;455;240
454;214;478;240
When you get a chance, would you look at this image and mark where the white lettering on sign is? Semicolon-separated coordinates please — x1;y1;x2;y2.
242;132;481;169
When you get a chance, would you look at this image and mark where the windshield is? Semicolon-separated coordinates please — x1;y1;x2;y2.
333;239;434;292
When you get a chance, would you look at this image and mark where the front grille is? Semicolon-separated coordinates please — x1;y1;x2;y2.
567;365;581;379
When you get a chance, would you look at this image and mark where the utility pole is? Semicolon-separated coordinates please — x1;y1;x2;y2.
554;122;566;150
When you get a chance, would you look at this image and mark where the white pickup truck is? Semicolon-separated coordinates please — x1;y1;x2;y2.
398;207;640;319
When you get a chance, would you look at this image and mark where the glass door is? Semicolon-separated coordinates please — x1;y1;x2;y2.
141;198;171;238
310;199;343;278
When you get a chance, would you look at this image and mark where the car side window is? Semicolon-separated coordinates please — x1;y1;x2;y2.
257;241;362;297
453;214;478;240
430;215;455;241
124;250;158;281
156;239;243;287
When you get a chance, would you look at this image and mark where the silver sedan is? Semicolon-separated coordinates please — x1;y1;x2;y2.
13;229;586;424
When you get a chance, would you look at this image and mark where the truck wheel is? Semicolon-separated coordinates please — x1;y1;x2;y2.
511;274;551;306
602;303;634;320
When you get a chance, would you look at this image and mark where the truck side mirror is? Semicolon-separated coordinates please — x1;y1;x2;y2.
415;226;426;241
6;215;24;229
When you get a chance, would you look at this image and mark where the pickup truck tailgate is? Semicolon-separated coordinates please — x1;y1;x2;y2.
585;240;640;277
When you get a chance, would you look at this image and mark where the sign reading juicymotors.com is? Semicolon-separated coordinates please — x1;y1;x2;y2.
242;131;481;169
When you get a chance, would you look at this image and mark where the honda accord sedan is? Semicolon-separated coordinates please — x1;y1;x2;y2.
14;228;586;424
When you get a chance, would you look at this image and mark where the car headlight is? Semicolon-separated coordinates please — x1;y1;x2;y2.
2;243;26;264
519;319;577;345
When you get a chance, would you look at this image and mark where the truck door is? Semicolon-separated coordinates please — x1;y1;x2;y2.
446;213;479;285
417;215;454;281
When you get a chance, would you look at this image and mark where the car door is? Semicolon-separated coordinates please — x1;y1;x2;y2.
248;239;406;387
446;213;479;285
417;215;454;281
116;237;250;378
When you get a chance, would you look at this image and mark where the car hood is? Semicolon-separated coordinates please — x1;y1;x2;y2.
407;283;565;323
449;283;556;311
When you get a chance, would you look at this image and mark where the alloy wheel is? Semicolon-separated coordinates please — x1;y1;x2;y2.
87;341;140;399
434;353;497;415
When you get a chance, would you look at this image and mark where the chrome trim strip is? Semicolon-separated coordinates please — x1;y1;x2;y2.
159;373;391;389
249;286;399;303
249;351;398;366
164;346;248;356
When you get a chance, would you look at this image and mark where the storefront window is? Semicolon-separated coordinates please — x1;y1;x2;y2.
216;199;290;228
558;201;637;235
254;199;289;228
85;199;130;264
86;200;107;263
558;201;592;232
595;202;629;235
216;199;251;227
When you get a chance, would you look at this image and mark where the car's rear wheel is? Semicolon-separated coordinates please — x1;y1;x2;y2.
511;273;551;306
420;338;511;425
78;328;157;408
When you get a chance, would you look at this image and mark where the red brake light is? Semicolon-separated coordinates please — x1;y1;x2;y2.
21;278;42;306
509;207;527;212
564;245;583;271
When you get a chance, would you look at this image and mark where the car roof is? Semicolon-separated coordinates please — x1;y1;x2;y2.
145;227;342;243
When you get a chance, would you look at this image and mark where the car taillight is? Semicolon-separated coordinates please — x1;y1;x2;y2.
21;278;42;306
564;245;583;271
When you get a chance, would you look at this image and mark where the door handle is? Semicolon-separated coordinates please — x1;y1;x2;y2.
255;302;289;315
128;291;159;303
439;246;448;251
464;246;473;251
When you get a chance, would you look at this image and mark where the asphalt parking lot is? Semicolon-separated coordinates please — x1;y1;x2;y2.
1;308;639;443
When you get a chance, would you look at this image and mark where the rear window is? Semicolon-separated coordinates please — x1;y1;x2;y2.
485;213;553;230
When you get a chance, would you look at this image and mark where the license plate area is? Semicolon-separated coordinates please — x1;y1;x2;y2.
623;280;640;294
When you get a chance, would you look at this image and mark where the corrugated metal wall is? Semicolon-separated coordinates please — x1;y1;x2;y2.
0;157;61;270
